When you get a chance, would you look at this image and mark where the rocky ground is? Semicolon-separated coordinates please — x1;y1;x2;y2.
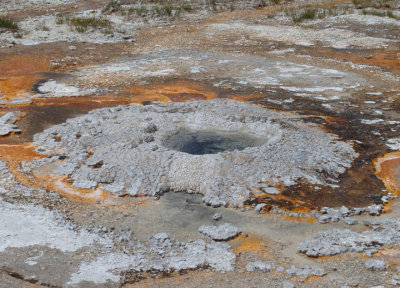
0;0;399;287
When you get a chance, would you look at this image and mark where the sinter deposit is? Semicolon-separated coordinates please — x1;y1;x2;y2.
32;99;357;207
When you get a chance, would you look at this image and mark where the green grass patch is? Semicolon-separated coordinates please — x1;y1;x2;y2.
0;17;19;30
284;3;356;23
103;1;122;13
270;0;281;4
60;16;111;33
292;8;317;23
69;17;110;29
352;0;392;9
362;9;400;20
55;16;65;25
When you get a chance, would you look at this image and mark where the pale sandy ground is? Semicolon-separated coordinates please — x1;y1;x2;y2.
0;0;400;287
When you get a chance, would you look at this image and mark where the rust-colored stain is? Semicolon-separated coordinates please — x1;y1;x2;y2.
304;275;323;282
0;143;44;183
250;192;307;210
0;95;133;144
379;247;400;257
0;143;116;203
0;55;50;101
319;49;400;76
282;214;315;223
0;50;394;210
120;80;219;104
53;176;112;203
374;151;400;196
231;234;266;255
358;50;400;75
0;142;155;205
0;79;223;202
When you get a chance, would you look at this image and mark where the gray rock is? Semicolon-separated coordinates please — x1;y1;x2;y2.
364;259;387;271
365;249;378;256
262;187;280;195
212;212;222;221
343;217;358;225
285;265;326;280
367;204;383;216
0;161;10;175
246;261;276;272
70;238;236;285
299;218;400;257
386;273;400;285
198;223;241;241
318;214;332;224
0;111;22;136
254;203;267;213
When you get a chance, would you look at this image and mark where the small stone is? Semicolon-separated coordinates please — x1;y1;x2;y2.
286;265;326;279
339;206;350;215
262;187;280;195
343;217;358;225
318;214;331;224
144;135;155;142
365;249;378;257
364;259;387;271
246;261;275;272
367;204;382;216
144;123;158;133
68;45;77;50
198;223;241;241
255;203;267;213
123;36;136;42
212;212;222;221
386;273;400;285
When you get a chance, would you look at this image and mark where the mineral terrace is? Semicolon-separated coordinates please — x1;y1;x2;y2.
0;0;400;287
32;99;356;207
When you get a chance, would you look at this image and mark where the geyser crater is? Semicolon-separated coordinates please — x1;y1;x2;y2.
162;128;268;155
31;99;358;208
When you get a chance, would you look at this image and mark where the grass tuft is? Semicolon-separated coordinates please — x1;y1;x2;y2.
291;8;317;23
362;8;400;20
270;0;281;4
58;16;111;33
103;0;125;13
0;17;19;31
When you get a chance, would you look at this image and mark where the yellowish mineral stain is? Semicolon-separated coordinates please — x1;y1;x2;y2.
0;55;50;101
374;151;400;196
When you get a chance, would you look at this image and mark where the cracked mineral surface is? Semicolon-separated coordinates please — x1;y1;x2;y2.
32;99;357;207
1;0;400;287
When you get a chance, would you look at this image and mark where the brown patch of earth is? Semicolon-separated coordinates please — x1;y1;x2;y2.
374;151;400;196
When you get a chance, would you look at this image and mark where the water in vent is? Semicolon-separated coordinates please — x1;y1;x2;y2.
162;128;267;155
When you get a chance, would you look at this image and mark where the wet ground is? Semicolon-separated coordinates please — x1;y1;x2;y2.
0;0;400;287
